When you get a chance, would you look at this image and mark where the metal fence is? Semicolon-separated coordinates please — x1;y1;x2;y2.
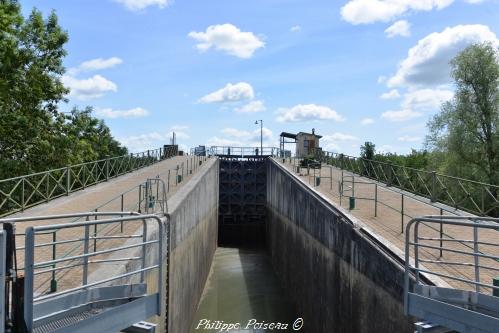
208;146;281;157
404;216;499;332
314;150;499;217
0;146;178;218
0;212;165;332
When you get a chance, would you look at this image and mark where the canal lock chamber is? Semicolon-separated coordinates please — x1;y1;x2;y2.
178;157;415;333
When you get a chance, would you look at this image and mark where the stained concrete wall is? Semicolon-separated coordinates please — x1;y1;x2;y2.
266;159;413;333
167;157;219;333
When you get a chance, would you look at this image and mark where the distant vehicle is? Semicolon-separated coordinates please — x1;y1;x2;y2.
300;157;321;169
194;145;206;156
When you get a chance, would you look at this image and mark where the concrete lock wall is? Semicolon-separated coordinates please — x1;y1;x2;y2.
266;159;413;333
166;157;219;333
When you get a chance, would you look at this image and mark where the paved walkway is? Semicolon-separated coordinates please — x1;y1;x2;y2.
278;159;499;293
4;155;211;294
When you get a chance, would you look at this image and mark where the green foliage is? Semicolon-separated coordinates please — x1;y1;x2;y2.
426;42;499;184
360;141;375;160
0;1;127;179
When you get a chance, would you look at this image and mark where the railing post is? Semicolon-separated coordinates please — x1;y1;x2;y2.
66;167;70;196
138;184;142;213
24;227;35;332
46;173;50;203
106;156;110;181
50;231;57;292
431;171;437;202
374;183;378;217
387;164;393;187
120;194;124;233
167;170;171;193
330;166;333;190
473;219;480;292
439;208;443;258
83;216;90;285
21;177;25;211
93;210;98;253
401;193;404;233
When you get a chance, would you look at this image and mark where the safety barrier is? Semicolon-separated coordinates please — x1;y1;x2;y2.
0;146;178;218
314;150;499;217
0;212;165;333
404;216;499;332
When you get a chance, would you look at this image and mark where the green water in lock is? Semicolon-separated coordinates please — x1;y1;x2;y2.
190;247;299;333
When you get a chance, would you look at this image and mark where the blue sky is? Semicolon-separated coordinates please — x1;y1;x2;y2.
22;0;499;155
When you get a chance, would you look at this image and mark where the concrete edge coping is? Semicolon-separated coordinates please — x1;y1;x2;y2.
270;158;451;288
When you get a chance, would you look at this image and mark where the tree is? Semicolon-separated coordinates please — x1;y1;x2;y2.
0;1;69;176
426;42;499;184
0;1;128;179
360;141;376;160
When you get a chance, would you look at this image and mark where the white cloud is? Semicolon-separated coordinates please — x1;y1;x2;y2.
379;144;395;153
340;0;454;25
387;24;499;88
120;126;189;151
361;118;375;125
290;25;302;32
380;89;401;100
206;136;245;147
377;75;387;84
114;0;169;11
77;57;123;72
398;135;421;142
385;20;411;38
381;109;422;122
323;133;359;141
235;100;266;113
465;0;486;3
170;125;189;131
199;82;254;103
95;107;149;119
276;104;345;123
119;132;167;151
401;88;453;110
188;24;264;58
167;131;189;140
221;127;273;141
221;128;251;138
321;132;359;151
62;75;117;100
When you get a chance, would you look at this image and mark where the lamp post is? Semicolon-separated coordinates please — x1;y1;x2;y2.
255;120;263;156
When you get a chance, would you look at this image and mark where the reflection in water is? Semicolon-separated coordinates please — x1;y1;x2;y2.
190;247;298;333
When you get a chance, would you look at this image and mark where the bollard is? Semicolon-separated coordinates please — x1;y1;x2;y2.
296;166;300;173
493;278;499;297
349;197;355;210
315;177;321;186
177;175;182;183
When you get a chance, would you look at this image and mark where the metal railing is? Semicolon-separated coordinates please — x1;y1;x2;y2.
314;150;499;217
404;216;499;331
0;146;178;218
0;212;165;332
405;216;499;294
13;154;209;296
208;146;281;157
